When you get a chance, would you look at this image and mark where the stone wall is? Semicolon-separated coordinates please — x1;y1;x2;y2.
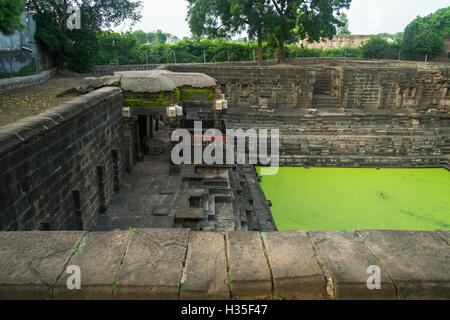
0;229;448;300
0;87;126;231
339;67;449;112
183;106;449;168
167;64;316;108
0;70;54;91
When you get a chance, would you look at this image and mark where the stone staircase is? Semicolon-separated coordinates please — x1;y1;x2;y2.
313;70;341;108
313;94;341;108
314;70;332;95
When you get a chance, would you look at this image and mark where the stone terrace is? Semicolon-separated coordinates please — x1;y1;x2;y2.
0;229;448;300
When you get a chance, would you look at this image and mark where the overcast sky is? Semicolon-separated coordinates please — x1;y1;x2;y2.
117;0;449;38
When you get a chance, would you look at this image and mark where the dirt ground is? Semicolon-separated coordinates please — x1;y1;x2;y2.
0;72;89;127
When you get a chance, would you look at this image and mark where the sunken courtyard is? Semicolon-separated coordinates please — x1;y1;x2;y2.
0;58;449;300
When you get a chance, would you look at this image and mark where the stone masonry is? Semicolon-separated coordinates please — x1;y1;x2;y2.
0;229;448;300
0;87;126;231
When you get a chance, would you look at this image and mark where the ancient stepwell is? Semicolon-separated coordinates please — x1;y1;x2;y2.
0;58;449;300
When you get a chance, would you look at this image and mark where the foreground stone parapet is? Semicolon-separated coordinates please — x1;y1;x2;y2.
0;229;448;300
54;231;131;300
263;231;326;300
227;232;272;299
358;230;450;300
309;231;396;300
181;232;229;300
0;231;86;300
113;229;189;300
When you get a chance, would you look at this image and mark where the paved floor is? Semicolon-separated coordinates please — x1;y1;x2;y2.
0;73;104;127
91;152;277;232
92;154;183;231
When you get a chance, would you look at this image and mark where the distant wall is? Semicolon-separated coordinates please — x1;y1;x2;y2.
220;108;449;168
0;70;53;91
339;67;450;112
0;13;42;76
299;34;372;49
0;87;126;231
167;64;316;108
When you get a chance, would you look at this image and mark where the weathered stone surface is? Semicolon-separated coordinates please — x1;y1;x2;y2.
116;70;216;93
310;231;396;300
358;230;450;300
436;230;450;245
0;231;85;300
175;208;205;220
77;76;121;93
113;228;189;300
227;232;272;299
181;232;229;300
0;87;125;232
263;231;326;300
54;231;131;300
151;215;174;228
152;206;171;216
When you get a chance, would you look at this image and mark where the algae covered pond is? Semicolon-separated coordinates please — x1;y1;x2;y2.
257;167;450;231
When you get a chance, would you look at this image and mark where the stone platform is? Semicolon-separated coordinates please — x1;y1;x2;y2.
92;154;276;232
0;229;448;300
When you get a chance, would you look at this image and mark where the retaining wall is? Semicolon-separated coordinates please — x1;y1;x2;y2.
185;106;449;168
0;70;53;91
0;87;126;231
0;229;448;300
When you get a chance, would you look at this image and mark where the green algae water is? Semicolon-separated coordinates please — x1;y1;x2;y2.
257;167;450;231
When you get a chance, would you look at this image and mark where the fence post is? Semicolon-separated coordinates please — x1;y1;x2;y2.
203;50;206;63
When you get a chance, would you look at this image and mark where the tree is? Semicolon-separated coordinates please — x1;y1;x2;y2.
402;7;449;59
271;0;351;63
337;12;350;35
187;0;270;65
25;0;142;71
361;35;392;59
188;0;351;65
0;0;25;35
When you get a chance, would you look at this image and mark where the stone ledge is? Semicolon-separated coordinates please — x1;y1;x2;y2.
0;70;54;91
0;229;448;300
0;87;123;155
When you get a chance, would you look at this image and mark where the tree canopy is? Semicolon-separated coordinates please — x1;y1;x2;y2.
187;0;352;64
403;6;450;58
25;0;142;71
337;12;350;35
0;0;25;36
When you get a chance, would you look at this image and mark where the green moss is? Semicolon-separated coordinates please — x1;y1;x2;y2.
123;90;179;107
123;86;215;107
179;86;215;101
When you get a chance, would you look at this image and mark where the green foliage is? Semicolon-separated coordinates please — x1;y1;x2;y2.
402;6;449;59
93;36;362;66
187;0;352;63
361;35;398;59
337;12;351;35
18;59;37;76
0;0;25;35
27;0;143;71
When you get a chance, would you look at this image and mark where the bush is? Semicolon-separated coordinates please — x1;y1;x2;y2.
92;36;366;67
361;35;397;59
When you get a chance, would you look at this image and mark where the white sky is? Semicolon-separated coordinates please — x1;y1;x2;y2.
115;0;449;38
